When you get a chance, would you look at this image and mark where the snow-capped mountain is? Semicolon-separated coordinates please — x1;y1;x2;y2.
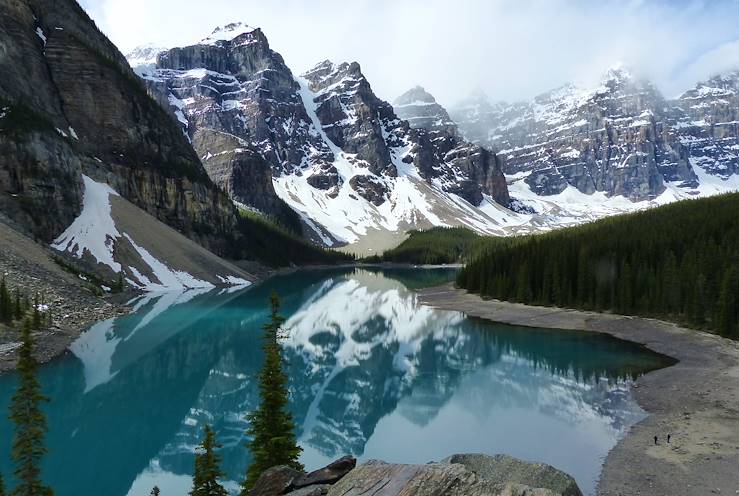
451;65;739;206
127;24;516;250
674;70;739;178
126;25;739;250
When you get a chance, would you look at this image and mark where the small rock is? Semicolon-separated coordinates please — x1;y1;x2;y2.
292;455;356;489
250;465;304;496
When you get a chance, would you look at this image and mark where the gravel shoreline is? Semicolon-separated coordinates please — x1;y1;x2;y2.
417;283;739;496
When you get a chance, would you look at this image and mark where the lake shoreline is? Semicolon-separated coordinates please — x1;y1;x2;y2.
417;283;739;496
0;262;457;373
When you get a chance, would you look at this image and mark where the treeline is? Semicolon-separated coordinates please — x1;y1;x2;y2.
377;227;511;265
237;209;353;267
458;194;739;338
0;276;52;331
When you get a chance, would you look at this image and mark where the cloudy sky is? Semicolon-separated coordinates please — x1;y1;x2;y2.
78;0;739;107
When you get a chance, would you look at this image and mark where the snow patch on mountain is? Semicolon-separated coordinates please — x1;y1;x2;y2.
51;175;249;291
52;175;122;272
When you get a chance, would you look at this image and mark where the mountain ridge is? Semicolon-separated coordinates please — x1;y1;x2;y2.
128;26;516;252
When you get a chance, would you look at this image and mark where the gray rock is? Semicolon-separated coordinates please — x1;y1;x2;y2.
292;455;357;489
442;454;582;496
250;465;304;496
325;459;482;496
325;456;581;496
285;485;331;496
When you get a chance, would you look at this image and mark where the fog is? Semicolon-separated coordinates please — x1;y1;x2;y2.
79;0;739;107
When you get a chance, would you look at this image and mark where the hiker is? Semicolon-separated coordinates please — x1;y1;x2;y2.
654;435;658;445
667;434;671;443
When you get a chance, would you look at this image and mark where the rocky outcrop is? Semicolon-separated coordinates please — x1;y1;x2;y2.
451;66;701;201
0;0;243;258
260;454;582;496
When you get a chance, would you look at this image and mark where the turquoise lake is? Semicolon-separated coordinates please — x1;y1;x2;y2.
0;267;670;495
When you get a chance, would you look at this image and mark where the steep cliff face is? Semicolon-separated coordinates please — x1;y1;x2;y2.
674;71;739;178
0;0;239;257
452;66;699;201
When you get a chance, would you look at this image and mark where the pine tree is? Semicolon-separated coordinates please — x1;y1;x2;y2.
241;293;303;493
9;319;52;496
13;290;22;321
31;294;42;330
190;424;227;496
0;276;11;323
150;487;160;496
0;472;6;496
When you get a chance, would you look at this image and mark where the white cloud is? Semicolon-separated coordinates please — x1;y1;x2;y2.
79;0;739;106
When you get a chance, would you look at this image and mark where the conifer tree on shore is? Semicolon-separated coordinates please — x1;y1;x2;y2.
241;293;303;492
9;319;52;496
190;424;227;496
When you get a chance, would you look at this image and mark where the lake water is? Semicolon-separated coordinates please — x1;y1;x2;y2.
0;267;670;495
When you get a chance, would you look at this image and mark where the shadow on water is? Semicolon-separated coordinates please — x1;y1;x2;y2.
0;267;672;496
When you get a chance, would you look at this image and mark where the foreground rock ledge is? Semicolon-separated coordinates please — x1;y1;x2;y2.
251;453;582;496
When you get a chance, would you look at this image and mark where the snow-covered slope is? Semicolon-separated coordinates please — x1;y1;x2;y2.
52;175;253;291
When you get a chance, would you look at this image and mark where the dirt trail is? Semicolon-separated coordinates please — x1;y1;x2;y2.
418;283;739;496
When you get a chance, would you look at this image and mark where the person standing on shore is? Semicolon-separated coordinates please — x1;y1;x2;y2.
654;435;658;445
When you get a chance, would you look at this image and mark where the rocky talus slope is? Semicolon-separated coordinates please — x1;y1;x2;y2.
249;453;582;496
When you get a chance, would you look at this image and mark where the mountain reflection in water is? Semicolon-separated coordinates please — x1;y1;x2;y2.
0;268;670;496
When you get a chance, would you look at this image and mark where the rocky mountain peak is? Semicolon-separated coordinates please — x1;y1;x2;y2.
125;44;167;76
393;86;457;134
394;86;436;105
199;22;259;46
602;62;634;83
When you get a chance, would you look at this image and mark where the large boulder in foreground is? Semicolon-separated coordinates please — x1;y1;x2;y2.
324;454;582;496
443;454;583;496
